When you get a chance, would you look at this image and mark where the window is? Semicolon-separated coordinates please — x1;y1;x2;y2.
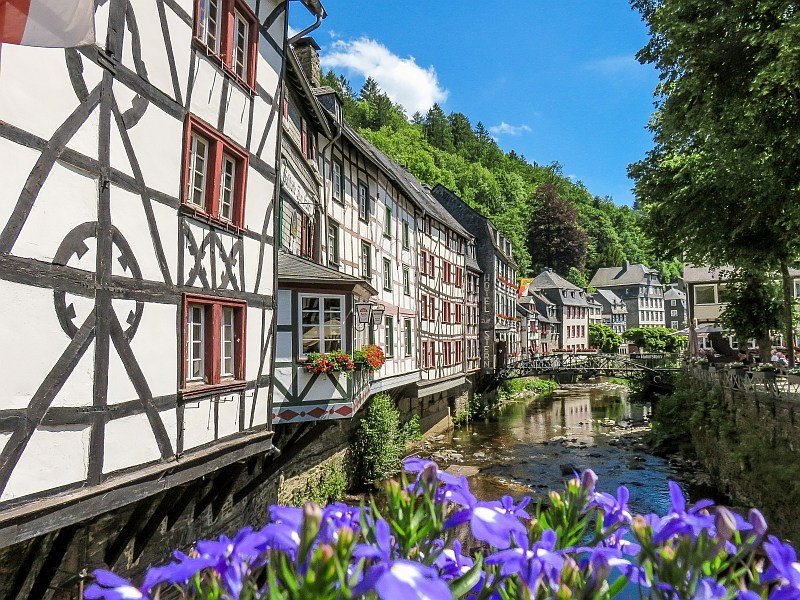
421;294;428;321
183;116;248;227
402;221;410;250
384;315;394;357
455;304;462;324
358;181;369;221
404;319;412;357
694;284;716;305
384;205;392;238
455;266;463;288
442;261;451;284
443;302;451;323
300;295;343;354
428;254;435;277
383;258;393;291
360;241;372;279
429;297;436;321
403;266;411;296
671;320;678;329
420;251;428;276
671;310;678;317
183;296;245;390
300;118;309;159
332;161;343;203
327;220;340;266
194;0;257;88
278;198;312;257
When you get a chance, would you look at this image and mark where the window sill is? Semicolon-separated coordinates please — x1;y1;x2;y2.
181;204;243;235
180;380;247;400
192;38;257;96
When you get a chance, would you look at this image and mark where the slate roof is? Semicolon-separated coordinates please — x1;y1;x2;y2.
664;287;686;300
278;252;377;295
532;269;581;291
594;289;627;314
466;254;482;273
589;263;658;288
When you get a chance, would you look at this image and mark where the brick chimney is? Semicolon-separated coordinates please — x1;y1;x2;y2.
293;37;321;88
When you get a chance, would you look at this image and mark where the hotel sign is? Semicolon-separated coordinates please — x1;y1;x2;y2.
280;161;315;216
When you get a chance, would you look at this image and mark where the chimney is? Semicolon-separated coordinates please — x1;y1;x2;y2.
293;37;321;88
622;260;630;272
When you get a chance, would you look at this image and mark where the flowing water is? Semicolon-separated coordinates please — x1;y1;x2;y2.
421;382;722;515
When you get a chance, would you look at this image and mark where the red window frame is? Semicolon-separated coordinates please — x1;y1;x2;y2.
455;304;462;324
420;251;427;276
193;0;259;90
428;254;435;277
429;297;436;321
182;114;249;229
421;294;428;321
443;302;451;323
182;294;247;397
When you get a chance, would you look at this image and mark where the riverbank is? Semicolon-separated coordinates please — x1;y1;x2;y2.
411;380;721;516
648;373;800;540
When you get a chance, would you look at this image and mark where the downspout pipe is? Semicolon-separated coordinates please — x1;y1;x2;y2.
288;8;324;45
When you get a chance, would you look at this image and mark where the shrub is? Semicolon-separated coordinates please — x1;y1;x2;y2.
351;393;416;485
289;463;348;506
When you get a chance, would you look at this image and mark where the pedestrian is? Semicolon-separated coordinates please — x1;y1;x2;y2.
771;349;780;363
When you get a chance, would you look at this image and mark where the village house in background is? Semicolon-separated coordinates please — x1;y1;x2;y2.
590;262;665;329
664;284;687;331
528;289;561;355
431;184;521;373
527;269;590;351
587;293;604;325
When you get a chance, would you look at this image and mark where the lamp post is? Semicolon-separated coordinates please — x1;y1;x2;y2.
354;302;385;332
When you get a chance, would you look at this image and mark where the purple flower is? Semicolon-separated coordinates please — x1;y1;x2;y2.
404;457;462;488
693;577;727;599
581;469;598;494
486;529;564;593
486;495;532;520
652;481;715;543
194;528;269;599
749;508;768;536
83;571;147;600
434;539;474;581
763;535;800;589
590;485;632;526
319;502;362;544
577;545;649;589
354;519;451;600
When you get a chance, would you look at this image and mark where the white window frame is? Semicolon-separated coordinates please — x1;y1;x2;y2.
187;304;206;382
221;306;235;377
232;8;250;80
219;154;236;221
189;133;209;209
198;0;221;54
298;294;345;356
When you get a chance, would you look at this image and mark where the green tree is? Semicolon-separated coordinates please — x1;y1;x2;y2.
566;266;589;289
623;327;686;353
423;103;454;152
718;270;783;359
630;0;800;365
589;323;624;353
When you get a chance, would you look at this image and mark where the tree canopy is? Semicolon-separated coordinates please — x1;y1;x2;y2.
629;0;800;362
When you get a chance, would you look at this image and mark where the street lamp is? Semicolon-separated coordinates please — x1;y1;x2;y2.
354;302;385;332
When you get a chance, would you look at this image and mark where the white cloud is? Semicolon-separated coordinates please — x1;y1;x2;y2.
489;122;532;137
320;37;448;114
584;55;642;76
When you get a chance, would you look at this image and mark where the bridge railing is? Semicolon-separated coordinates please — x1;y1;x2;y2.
688;364;800;401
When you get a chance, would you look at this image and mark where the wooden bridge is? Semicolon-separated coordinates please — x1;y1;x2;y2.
492;353;682;387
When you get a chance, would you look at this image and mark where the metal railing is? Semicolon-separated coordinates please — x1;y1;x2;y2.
688;365;800;401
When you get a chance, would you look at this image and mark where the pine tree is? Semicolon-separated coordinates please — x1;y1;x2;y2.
423;104;454;152
448;112;475;156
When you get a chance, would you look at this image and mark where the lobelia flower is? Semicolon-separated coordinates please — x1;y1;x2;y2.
692;577;727;599
652;481;716;543
486;530;565;594
84;571;148;600
443;480;528;549
485;495;532;520
762;535;800;595
576;545;649;592
353;519;452;600
194;527;270;599
590;485;633;527
433;539;474;581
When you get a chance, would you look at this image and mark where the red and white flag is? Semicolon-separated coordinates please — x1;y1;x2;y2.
0;0;95;47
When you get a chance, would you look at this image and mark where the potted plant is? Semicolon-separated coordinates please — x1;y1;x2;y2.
697;357;710;370
304;350;356;375
352;344;387;373
752;362;777;383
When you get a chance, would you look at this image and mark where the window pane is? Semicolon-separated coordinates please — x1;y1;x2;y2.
199;0;221;53
190;134;209;209
233;10;249;80
219;155;236;221
695;285;716;305
221;307;235;376
187;304;205;381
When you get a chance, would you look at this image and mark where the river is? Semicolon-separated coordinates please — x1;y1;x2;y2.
419;381;722;517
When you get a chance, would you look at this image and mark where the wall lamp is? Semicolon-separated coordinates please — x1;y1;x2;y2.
354;302;386;332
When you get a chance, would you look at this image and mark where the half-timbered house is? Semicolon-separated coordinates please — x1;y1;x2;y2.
0;0;298;565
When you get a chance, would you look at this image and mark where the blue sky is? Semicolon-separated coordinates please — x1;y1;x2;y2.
290;1;659;206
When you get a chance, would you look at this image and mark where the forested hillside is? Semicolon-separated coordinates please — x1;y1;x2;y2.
321;72;681;283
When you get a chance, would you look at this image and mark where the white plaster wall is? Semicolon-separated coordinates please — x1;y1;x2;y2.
1;426;91;502
12;163;98;263
0;281;79;410
126;302;179;399
103;412;164;474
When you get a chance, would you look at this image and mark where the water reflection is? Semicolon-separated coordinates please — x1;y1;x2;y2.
428;383;713;518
